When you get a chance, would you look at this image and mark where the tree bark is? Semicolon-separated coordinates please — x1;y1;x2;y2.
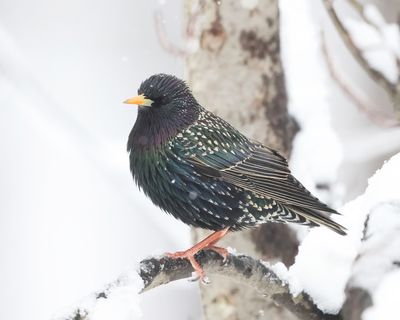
57;252;341;320
184;1;299;319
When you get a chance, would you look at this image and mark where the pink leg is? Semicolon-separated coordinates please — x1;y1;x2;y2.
166;227;230;281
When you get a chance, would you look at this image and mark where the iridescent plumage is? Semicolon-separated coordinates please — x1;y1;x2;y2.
127;74;346;235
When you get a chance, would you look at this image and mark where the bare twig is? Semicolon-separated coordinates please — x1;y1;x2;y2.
321;30;399;127
154;1;204;57
154;9;189;57
347;0;363;13
322;0;398;97
57;251;341;320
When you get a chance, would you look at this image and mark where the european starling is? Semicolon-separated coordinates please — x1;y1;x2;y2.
125;74;346;279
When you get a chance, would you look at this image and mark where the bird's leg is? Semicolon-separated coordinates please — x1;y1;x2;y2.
166;227;229;281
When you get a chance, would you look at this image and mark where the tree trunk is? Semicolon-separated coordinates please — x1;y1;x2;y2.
184;0;299;319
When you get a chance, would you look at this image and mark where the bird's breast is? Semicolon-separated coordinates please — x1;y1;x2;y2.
128;144;245;230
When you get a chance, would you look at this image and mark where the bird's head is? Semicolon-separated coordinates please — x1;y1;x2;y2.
126;74;200;148
124;73;196;110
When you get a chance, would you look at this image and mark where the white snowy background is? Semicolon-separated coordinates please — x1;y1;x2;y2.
1;0;399;319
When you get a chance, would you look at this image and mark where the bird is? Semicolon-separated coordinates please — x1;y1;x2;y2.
125;74;346;280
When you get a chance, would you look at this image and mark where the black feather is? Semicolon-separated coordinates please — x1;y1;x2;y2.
127;74;347;235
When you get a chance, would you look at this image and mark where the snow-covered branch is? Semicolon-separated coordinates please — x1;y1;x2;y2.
320;30;398;127
55;251;340;320
53;151;400;320
343;202;400;320
322;0;400;116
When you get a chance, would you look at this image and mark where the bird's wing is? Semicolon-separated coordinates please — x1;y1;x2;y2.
187;144;337;214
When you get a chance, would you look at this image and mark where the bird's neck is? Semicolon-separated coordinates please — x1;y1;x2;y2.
128;105;200;150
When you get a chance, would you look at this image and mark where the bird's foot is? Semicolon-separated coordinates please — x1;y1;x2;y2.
166;249;207;282
165;228;230;283
205;245;229;262
166;245;228;283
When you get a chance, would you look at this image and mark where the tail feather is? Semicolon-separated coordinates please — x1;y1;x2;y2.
289;206;347;235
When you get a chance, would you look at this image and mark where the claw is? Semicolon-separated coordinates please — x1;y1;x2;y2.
165;227;230;282
206;245;229;262
201;276;211;284
166;249;207;282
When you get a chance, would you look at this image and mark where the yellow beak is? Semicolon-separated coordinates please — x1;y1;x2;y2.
123;94;153;107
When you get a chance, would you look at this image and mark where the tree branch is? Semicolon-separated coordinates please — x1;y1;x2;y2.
320;30;399;127
57;251;341;320
322;0;398;97
153;0;204;57
342;202;400;320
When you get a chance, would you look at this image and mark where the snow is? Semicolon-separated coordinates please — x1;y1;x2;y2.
350;202;400;292
91;270;144;320
92;287;142;320
382;25;400;59
289;202;361;313
269;262;288;282
363;48;399;84
344;4;400;84
363;4;385;28
344;19;382;49
2;0;400;319
268;262;302;296
0;1;202;320
288;152;400;314
280;2;400;313
280;0;343;207
52;269;144;320
362;269;400;320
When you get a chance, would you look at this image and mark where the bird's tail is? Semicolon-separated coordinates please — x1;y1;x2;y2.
289;206;347;235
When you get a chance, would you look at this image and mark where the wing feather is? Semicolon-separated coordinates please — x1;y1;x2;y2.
187;144;337;214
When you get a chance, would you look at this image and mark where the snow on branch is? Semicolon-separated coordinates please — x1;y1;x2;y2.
286;152;400;318
54;251;341;320
343;202;400;320
52;152;400;320
320;30;398;127
322;0;400;115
